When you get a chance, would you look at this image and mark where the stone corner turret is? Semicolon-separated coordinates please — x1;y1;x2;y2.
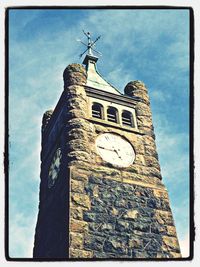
124;80;150;104
42;109;54;133
63;63;87;88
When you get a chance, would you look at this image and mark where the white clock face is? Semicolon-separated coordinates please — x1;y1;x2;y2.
96;133;135;167
48;148;62;188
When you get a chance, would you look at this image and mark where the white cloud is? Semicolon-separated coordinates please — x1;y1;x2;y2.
151;90;171;102
179;233;190;258
106;65;137;91
9;213;37;258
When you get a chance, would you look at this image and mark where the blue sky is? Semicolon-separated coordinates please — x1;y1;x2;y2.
8;8;190;258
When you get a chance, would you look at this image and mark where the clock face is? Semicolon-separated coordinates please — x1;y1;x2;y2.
48;148;62;188
96;133;135;167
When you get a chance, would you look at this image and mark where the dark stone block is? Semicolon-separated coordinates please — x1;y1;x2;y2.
91;197;105;206
106;215;117;224
151;223;167;235
93;252;111;258
146;250;158;258
84;234;105;251
127;200;139;209
101;190;116;200
133;231;162;241
121;183;136;192
132;230;145;236
147;198;160;209
110;186;123;196
115;199;129;208
153;235;163;245
106;207;124;218
160;200;171;211
84;212;109;223
94;251;125;258
138;197;147;207
91;204;106;213
102;198;116;207
143;238;162;252
85;183;97;195
142;188;154;198
131;222;150;232
99;223;114;234
137;217;153;224
134;187;145;197
88;222;101;232
89;176;103;185
99;192;117;205
142;238;151;247
88;222;115;237
132;249;149;258
103;237;128;255
83;212;97;222
102;178;118;186
121;191;137;201
138;207;154;217
128;236;143;249
84;212;116;224
115;220;130;232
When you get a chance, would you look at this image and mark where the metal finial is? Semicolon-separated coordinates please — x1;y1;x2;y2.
77;30;102;58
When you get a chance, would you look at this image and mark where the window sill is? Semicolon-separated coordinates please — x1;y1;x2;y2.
87;117;143;134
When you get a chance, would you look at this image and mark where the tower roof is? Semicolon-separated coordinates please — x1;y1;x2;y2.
83;55;121;95
79;30;121;95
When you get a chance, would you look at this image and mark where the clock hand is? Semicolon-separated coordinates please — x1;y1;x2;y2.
113;148;122;159
100;143;122;159
108;143;122;159
97;145;115;152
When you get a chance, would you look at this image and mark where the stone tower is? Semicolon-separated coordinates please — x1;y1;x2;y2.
33;51;181;259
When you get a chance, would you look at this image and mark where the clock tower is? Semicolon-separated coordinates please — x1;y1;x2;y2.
33;35;181;259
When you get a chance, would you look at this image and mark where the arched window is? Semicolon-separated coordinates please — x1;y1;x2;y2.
107;107;118;123
92;103;103;119
122;111;134;127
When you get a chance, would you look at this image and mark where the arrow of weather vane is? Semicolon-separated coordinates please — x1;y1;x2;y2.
77;30;102;58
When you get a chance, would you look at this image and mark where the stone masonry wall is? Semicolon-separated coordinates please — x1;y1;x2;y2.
63;64;181;259
69;165;181;258
34;63;181;259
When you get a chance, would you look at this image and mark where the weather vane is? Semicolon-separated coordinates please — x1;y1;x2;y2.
77;30;102;58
